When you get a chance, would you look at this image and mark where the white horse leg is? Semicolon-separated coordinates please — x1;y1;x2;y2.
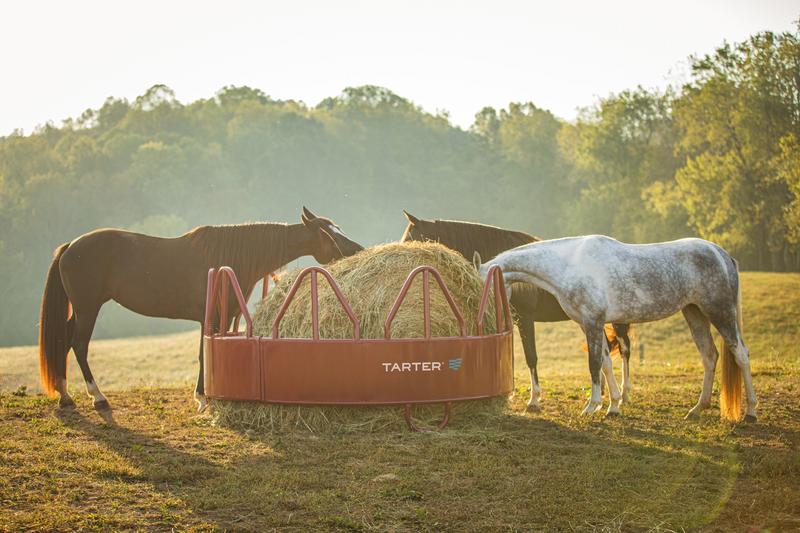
85;380;109;407
602;351;622;415
581;324;605;415
682;306;717;419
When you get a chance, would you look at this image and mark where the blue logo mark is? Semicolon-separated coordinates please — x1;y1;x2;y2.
448;358;463;371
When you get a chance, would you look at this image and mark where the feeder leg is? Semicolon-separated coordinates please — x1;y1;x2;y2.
404;402;452;432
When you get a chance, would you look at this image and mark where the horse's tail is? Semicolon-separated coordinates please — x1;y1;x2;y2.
38;243;71;397
719;258;743;422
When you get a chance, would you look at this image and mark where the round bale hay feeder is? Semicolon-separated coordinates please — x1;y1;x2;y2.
202;257;514;431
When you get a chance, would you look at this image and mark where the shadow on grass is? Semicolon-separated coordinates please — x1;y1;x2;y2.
50;395;739;532
204;402;738;531
56;406;220;481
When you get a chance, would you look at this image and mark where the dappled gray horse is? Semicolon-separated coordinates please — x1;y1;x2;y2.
478;235;757;421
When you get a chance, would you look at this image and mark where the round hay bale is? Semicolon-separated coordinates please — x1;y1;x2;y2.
253;241;497;339
211;241;506;434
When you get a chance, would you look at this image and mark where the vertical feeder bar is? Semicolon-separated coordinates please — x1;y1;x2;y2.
219;275;230;336
311;269;319;341
494;271;503;333
423;269;431;339
204;268;217;336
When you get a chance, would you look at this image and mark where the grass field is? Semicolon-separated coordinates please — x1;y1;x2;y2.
1;272;799;531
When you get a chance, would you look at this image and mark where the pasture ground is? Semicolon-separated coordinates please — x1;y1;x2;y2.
1;272;799;531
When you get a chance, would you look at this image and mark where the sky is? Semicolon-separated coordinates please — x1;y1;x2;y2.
1;0;797;135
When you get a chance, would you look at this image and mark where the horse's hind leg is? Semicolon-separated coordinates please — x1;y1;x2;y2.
71;305;110;411
518;317;542;412
601;343;623;416
613;324;632;404
56;316;77;408
682;305;717;419
581;323;608;415
708;310;757;421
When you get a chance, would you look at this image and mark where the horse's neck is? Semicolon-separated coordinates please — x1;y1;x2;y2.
222;224;306;292
502;244;563;288
251;223;309;278
439;224;532;260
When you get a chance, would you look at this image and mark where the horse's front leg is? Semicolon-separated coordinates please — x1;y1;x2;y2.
518;318;541;412
194;328;208;412
581;323;607;415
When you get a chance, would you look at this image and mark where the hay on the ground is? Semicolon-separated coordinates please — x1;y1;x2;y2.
211;396;510;434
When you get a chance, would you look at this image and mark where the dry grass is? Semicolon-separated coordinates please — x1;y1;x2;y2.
0;330;198;395
0;272;798;531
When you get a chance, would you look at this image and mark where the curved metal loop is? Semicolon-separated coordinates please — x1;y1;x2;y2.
404;402;452;432
204;268;217;336
384;266;466;340
271;266;360;340
477;265;513;335
204;267;253;338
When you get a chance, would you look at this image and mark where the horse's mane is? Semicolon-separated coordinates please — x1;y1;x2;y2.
187;223;292;285
427;219;539;259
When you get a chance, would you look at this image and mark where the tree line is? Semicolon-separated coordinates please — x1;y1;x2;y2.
0;25;798;345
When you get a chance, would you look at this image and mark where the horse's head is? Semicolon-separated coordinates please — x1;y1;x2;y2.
474;251;513;301
400;210;435;243
301;206;364;264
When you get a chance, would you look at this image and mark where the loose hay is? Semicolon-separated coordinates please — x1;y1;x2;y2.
211;397;511;434
212;241;506;434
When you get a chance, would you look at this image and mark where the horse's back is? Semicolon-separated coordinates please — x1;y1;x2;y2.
58;228;204;319
539;235;735;322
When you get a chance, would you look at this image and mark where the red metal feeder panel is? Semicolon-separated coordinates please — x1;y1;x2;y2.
203;263;514;431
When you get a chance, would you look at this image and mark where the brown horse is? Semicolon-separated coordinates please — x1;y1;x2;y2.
400;211;631;411
39;207;363;412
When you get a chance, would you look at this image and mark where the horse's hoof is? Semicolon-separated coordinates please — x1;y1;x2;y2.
93;399;112;412
196;398;209;413
605;410;621;418
743;414;757;424
58;397;76;409
581;402;602;416
684;411;700;420
526;402;541;413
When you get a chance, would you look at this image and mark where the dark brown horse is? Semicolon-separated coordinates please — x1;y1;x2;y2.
400;211;631;411
39;207;363;412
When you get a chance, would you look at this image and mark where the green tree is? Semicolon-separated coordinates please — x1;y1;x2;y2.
560;88;684;241
673;26;800;269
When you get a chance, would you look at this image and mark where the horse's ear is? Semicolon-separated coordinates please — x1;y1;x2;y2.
302;206;318;221
472;251;482;271
403;210;420;225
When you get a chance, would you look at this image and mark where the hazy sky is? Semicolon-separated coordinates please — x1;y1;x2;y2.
1;1;797;134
